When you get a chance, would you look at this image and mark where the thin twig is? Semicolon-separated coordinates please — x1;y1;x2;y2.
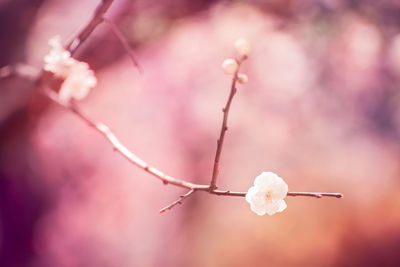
103;18;142;73
287;192;343;198
44;89;209;191
209;56;247;190
160;189;196;213
208;190;343;198
0;64;40;80
66;0;114;54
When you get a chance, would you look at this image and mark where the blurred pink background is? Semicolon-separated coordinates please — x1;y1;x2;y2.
1;0;400;266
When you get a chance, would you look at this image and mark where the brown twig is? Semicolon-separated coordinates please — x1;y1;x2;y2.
209;56;247;190
0;64;40;80
208;190;343;198
66;0;114;54
103;18;142;73
44;89;209;191
159;189;196;213
287;192;343;198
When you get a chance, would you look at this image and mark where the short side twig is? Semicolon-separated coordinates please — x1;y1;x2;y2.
66;0;114;54
160;189;196;213
103;18;142;73
209;56;247;191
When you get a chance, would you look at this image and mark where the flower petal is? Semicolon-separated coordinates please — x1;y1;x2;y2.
245;186;257;203
250;201;267;216
269;181;288;200
254;172;276;187
276;200;287;212
265;201;281;215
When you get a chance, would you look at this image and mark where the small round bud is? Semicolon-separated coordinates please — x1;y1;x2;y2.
234;38;251;56
222;58;238;74
237;73;248;84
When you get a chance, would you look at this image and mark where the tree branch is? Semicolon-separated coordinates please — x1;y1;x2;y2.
42;88;343;215
44;89;209;191
31;0;342;213
209;56;247;190
66;0;114;54
159;189;196;213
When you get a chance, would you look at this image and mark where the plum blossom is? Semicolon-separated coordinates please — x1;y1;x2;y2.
234;38;251;56
44;36;97;102
44;36;76;78
246;172;288;216
59;62;97;102
221;58;238;74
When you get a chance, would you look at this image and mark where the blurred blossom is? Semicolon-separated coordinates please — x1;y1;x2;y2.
329;16;382;94
342;19;381;70
58;64;97;102
44;36;97;102
221;58;238;74
234;38;251;56
44;36;75;78
210;3;274;47
252;31;312;99
387;34;400;76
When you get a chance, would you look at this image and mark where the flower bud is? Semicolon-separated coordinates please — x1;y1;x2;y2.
234;38;251;56
221;58;238;74
237;73;248;84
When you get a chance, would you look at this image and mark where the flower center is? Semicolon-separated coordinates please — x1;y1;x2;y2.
265;191;273;201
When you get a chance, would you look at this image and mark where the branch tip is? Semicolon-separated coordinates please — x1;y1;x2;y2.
159;189;195;213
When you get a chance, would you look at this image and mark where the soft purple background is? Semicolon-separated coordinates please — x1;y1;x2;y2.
1;0;400;266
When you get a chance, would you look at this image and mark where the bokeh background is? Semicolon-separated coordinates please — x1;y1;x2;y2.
2;0;400;266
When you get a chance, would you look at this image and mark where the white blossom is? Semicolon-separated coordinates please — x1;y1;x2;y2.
246;172;288;216
221;58;238;74
44;36;97;102
234;38;251;56
58;62;97;102
44;36;76;78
